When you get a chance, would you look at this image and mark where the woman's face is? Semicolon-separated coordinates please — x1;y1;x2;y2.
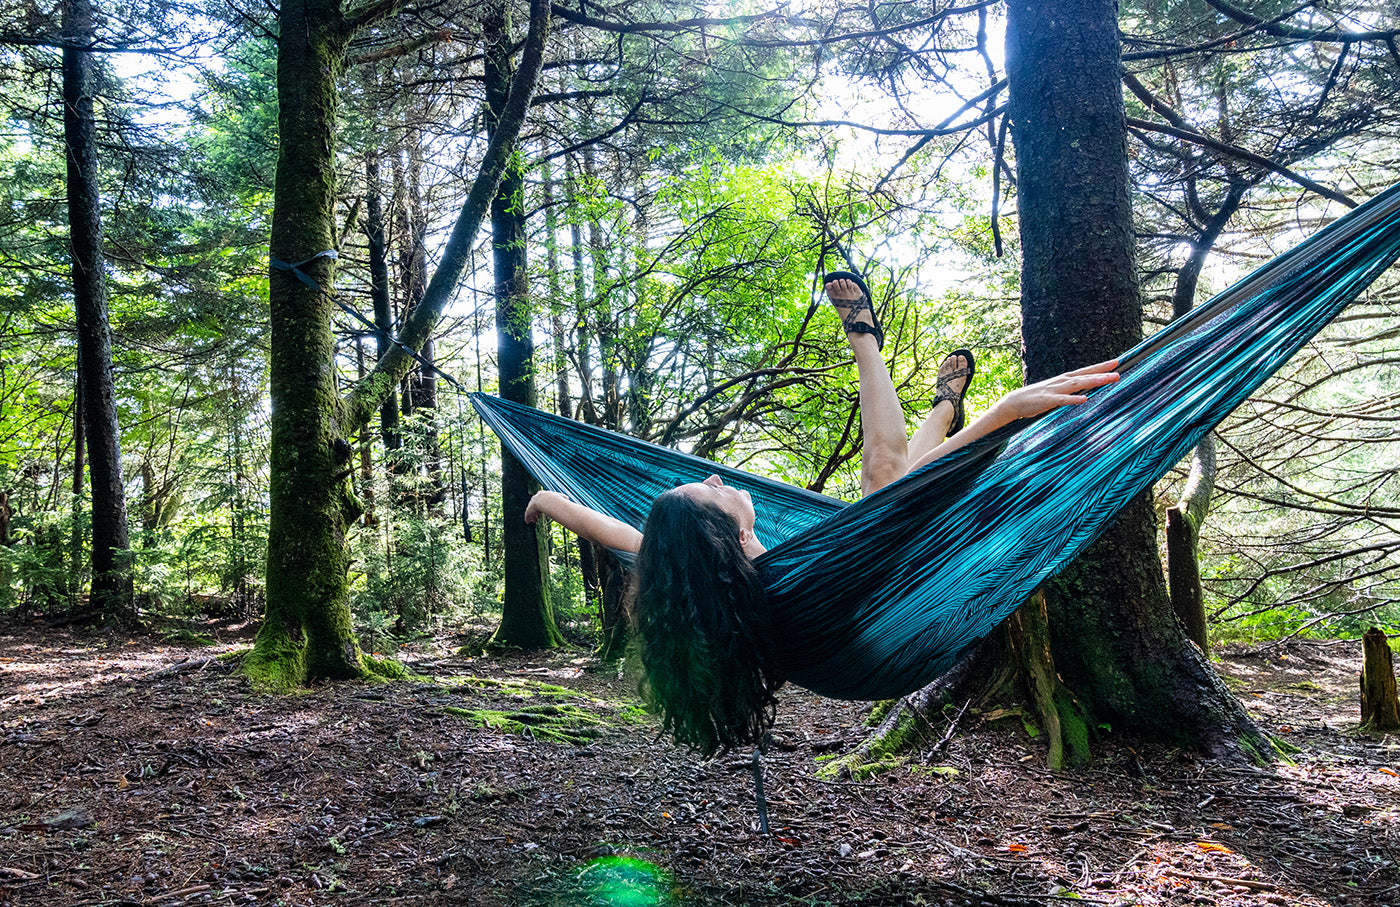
678;474;757;530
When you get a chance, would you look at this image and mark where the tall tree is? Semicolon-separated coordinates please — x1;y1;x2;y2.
62;0;132;621
485;0;560;649
249;0;550;685
1004;0;1263;759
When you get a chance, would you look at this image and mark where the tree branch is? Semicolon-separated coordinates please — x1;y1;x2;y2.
344;0;552;426
1201;0;1400;43
1123;116;1356;207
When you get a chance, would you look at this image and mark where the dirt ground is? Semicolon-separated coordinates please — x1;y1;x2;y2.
1;616;1397;907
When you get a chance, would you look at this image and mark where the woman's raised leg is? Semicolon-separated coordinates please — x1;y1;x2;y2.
825;276;908;496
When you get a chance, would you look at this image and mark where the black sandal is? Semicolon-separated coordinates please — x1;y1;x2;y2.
823;270;884;351
934;349;976;436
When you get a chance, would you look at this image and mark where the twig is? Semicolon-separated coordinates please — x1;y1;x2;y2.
1161;868;1277;891
152;657;219;677
148;885;213;902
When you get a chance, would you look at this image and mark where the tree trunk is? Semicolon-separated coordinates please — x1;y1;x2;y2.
254;0;367;685
252;0;551;684
1166;438;1215;653
595;549;629;662
1164;186;1240;652
1002;0;1264;759
581;145;621;429
365;153;400;454
539;158;574;421
486;0;560;650
63;0;132;622
0;492;14;608
565;155;600;426
1359;627;1400;733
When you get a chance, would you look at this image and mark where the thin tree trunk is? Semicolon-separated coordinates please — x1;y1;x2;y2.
581;145;621;429
486;0;560;650
565;155;599;426
1165;184;1242;650
366;153;400;454
1167;438;1215;653
540;158;574;421
63;0;132;622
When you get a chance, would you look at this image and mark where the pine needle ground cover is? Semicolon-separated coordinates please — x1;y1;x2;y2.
1;616;1395;906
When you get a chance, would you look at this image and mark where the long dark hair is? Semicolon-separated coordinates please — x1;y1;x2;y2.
630;488;782;757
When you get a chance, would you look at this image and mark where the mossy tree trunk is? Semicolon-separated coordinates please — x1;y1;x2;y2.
835;0;1265;770
485;0;560;650
1002;0;1265;760
250;0;552;686
997;0;1264;760
256;0;361;683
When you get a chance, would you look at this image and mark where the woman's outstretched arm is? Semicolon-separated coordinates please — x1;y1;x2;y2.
524;490;643;554
906;359;1120;474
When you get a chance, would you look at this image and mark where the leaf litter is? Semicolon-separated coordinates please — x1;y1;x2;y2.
0;616;1396;906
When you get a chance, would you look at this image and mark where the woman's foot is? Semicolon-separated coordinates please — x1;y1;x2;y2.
933;349;976;437
823;271;884;351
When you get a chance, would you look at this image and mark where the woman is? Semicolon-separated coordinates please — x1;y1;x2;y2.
525;275;1119;755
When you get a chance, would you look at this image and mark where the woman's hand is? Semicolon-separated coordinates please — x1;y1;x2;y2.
990;359;1120;422
524;490;553;524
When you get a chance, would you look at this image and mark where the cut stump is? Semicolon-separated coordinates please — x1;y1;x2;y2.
1359;626;1400;733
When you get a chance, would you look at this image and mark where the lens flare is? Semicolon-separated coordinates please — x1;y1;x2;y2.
575;855;673;906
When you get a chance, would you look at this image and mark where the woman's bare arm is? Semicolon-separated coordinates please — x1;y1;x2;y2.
524;490;643;554
907;359;1121;473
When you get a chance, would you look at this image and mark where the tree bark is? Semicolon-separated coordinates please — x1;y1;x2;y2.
485;0;560;651
251;0;550;685
63;0;132;623
1000;0;1264;759
1359;627;1400;733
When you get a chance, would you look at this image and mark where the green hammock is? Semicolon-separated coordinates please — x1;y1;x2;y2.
473;184;1400;702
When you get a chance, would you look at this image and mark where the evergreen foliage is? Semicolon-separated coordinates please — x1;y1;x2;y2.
0;0;1394;705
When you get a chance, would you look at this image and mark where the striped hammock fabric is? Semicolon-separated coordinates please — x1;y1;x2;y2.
473;183;1400;702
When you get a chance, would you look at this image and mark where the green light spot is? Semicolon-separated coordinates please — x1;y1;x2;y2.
576;855;673;906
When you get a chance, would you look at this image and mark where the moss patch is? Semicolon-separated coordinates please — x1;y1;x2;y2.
815;707;926;781
447;675;586;699
362;654;414;681
241;640;307;693
443;704;607;746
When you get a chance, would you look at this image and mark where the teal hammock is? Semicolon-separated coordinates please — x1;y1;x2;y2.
473;184;1400;702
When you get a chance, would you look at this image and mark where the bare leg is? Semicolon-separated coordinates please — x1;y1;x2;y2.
825;278;908;496
906;352;969;465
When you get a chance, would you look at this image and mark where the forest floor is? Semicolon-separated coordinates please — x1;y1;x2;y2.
1;615;1397;907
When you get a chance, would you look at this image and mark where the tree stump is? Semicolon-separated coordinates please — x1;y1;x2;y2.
1359;627;1400;733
